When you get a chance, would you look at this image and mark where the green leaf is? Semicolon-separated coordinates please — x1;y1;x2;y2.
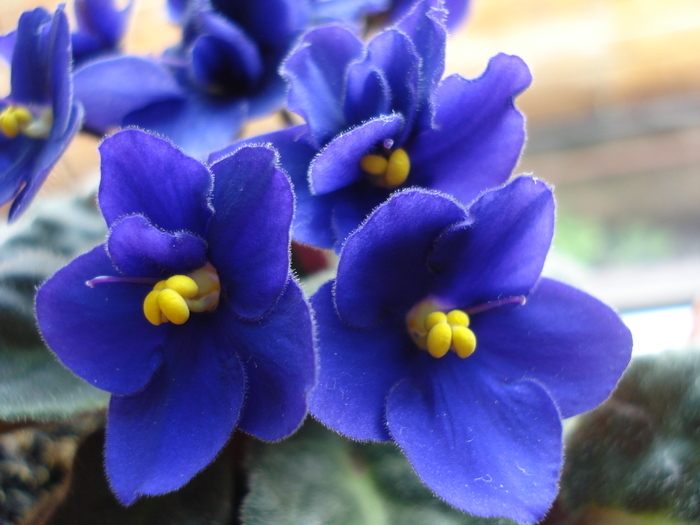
241;421;517;525
0;197;108;421
0;345;109;421
562;348;700;523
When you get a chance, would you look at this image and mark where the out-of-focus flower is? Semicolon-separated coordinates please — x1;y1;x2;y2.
212;0;530;250
71;0;133;66
310;177;632;522
0;7;83;222
73;0;344;159
387;0;470;29
36;129;316;504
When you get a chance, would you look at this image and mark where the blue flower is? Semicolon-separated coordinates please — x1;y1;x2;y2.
388;0;470;29
71;0;133;66
73;0;320;159
212;0;530;250
309;177;632;522
0;7;83;222
36;129;316;503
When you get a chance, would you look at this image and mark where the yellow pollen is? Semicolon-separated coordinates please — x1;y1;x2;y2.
360;148;410;188
406;301;477;359
426;322;451;358
142;264;221;326
360;155;388;176
0;105;51;139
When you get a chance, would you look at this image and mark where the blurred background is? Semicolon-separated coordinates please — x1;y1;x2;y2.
2;0;699;355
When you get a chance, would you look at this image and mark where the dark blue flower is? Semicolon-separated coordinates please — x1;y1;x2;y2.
73;0;320;159
71;0;133;66
36;129;316;503
309;177;632;522
212;0;530;250
0;7;83;222
388;0;470;29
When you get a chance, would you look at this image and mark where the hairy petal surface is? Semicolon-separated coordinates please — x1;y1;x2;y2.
282;25;363;146
106;214;207;278
310;282;409;441
106;314;245;504
309;114;404;195
98;129;213;235
208;145;292;318
472;278;633;418
387;368;561;523
231;279;316;441
36;246;164;395
430;177;554;308
409;55;531;203
74;56;183;133
335;189;465;327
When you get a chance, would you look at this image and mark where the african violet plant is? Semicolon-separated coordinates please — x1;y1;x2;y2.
0;0;642;523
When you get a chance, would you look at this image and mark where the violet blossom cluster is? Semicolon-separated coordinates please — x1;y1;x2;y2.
0;0;634;521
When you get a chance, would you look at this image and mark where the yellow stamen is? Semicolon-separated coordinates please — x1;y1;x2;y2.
360;148;411;188
143;290;164;326
385;148;410;187
142;264;221;326
0;105;52;139
406;300;477;359
359;155;388;176
158;289;190;325
165;275;198;298
452;326;477;358
424;311;447;331
446;309;469;327
426;322;452;358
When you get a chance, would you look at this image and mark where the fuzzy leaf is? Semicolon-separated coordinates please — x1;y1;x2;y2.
242;420;517;525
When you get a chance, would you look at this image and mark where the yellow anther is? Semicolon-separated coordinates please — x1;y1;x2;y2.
143;290;164;326
0;110;19;138
165;275;198;298
154;280;167;291
446;309;469;327
385;148;410;187
158;288;190;325
426;322;452;358
424;311;447;331
13;106;32;127
360;154;388;176
452;326;477;358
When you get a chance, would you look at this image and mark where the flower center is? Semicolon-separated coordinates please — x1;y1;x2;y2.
406;299;476;359
0;104;53;139
360;147;410;188
142;263;220;326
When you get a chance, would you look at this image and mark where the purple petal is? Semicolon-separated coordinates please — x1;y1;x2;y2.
310;281;409;441
122;90;248;160
74;56;184;133
309;114;405;195
335;189;466;327
443;0;471;29
35;246;164;395
409;56;532;203
231;278;316;441
395;0;447;118
10;8;53;104
472;278;632;418
98;129;213;235
282;25;364;146
47;6;73;132
8;103;83;222
190;11;263;91
429;177;554;308
364;29;419;142
0;31;16;63
106;314;245;504
387;369;561;522
343;63;390;127
74;0;133;49
208;145;292;319
106;214;207;278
